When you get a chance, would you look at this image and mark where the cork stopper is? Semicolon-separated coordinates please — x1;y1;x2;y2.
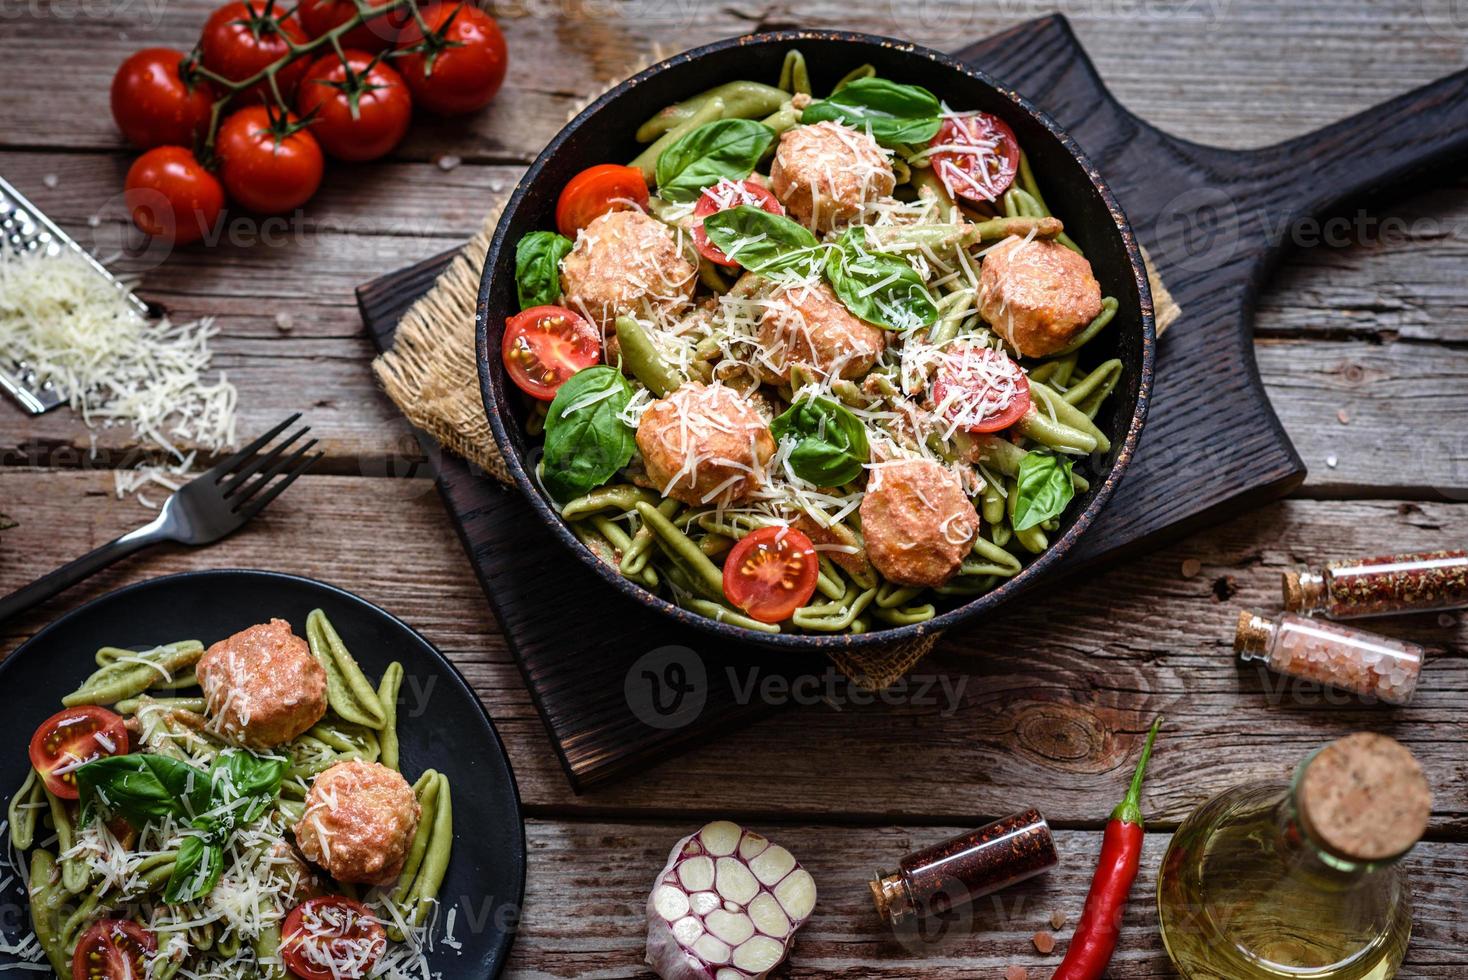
1298;732;1431;862
869;871;912;924
1283;569;1326;612
1234;610;1273;658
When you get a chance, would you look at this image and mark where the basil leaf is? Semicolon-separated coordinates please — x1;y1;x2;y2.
770;397;870;486
655;119;775;203
542;366;636;502
514;231;573;310
76;753;208;827
164;834;224;904
209;749;289;825
1012;452;1075;531
824;228;939;331
800;77;943;146
699;205;824;277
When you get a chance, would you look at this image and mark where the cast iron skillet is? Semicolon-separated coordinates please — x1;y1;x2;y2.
477;30;1155;652
0;570;524;978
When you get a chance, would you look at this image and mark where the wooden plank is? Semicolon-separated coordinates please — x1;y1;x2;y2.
2;471;1463;831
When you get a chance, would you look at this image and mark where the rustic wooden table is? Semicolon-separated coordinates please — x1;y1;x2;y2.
2;1;1465;976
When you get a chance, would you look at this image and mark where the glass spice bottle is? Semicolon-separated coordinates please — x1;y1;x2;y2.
1283;550;1468;619
1235;610;1423;706
870;808;1058;925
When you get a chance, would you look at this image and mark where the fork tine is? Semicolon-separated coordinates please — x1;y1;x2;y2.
220;425;310;498
231;438;319;508
206;413;302;482
235;452;323;522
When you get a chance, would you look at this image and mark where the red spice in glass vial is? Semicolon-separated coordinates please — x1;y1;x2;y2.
1284;550;1468;620
870;808;1058;925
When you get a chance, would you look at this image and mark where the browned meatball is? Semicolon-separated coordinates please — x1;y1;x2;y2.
757;282;886;382
859;459;979;587
560;210;697;328
636;382;775;505
770;121;895;231
197;619;328;750
295;761;421;886
978;235;1102;357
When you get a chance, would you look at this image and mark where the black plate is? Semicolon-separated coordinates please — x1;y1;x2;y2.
477;30;1156;652
0;569;524;977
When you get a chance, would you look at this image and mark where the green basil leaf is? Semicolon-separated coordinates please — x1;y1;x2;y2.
800;77;943;146
76;753;208;827
655;119;775;203
769;396;870;486
542;366;637;502
164;834;224;904
514;231;574;310
209;749;288;826
1012;452;1075;531
824;228;939;331
699;205;823;277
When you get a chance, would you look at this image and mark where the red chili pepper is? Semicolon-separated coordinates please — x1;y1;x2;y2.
1051;716;1162;980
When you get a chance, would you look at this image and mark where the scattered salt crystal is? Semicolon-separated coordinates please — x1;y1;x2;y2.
42;174;58;188
437;154;462;171
87;215;101;228
1337;409;1350;424
275;312;294;333
1032;931;1056;954
1326;455;1338;468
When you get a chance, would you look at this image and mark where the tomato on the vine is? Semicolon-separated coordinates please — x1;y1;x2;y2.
124;146;225;245
395;3;508;116
71;919;155;980
280;897;387;980
199;0;311;103
28;706;129;801
216;106;325;214
296;51;412;162
722;526;820;623
110;48;217;150
554;164;649;240
298;0;408;52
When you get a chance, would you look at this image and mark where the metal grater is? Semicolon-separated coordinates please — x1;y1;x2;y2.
0;175;149;414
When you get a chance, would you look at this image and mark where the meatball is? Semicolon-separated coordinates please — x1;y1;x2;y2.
560;210;697;328
770;121;895;231
295;760;421;886
978;235;1102;357
757;282;885;382
859;459;979;587
197;619;327;749
636;382;775;505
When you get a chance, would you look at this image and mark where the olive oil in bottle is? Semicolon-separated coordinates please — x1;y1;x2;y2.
1156;733;1430;979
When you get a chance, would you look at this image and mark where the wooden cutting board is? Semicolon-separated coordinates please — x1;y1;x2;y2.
357;14;1468;790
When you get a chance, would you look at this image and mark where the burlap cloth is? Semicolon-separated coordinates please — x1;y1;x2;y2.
373;206;1179;690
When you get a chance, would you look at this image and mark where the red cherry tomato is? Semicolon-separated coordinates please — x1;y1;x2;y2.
216;106;325;214
110;48;217;150
929;112;1021;204
502;305;602;401
691;179;785;268
296;51;412;162
71;919;155;980
199;0;311;103
298;0;408;52
280;897;387;980
931;343;1031;433
29;706;129;802
395;3;507;116
124;146;225;246
722;526;820;624
554;164;649;240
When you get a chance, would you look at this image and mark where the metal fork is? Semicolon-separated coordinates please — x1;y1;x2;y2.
0;415;320;623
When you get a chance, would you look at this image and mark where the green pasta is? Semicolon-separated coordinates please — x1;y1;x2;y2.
306;608;388;730
377;661;404;772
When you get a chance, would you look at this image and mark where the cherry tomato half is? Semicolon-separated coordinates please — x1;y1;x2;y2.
502;305;601;401
691;178;785;268
931;343;1031;433
110;48;217;150
722;526;820;624
281;896;387;980
125;146;226;246
216;106;325;214
71;919;155;980
29;707;129;801
199;1;311;104
298;0;408;52
554;164;649;240
929;112;1020;205
296;51;412;162
395;3;508;116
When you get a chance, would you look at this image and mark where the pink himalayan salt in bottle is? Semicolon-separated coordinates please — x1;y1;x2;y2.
1235;611;1423;706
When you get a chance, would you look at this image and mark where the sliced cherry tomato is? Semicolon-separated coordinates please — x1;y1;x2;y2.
929;112;1020;205
296;51;412;162
554;164;649;240
281;896;387;980
691;178;785;268
199;1;311;104
395;3;508;116
110;48;217;150
931;343;1031;433
298;0;408;52
502;305;601;401
722;526;820;624
71;919;155;980
29;707;129;801
124;146;226;246
216;106;325;214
